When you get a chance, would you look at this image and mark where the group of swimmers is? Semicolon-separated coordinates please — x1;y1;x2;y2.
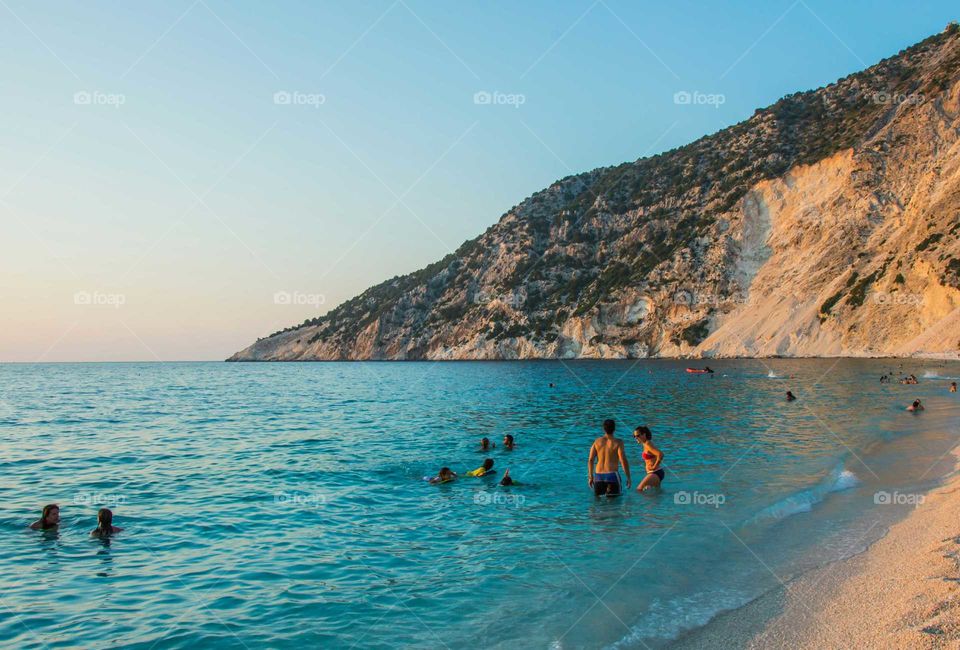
28;504;122;537
426;434;517;485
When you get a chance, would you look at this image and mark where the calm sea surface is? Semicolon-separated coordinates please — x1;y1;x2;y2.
1;359;959;648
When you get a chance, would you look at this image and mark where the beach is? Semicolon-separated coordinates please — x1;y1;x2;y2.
676;447;960;649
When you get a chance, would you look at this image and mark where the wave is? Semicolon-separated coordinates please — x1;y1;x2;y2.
604;588;752;649
767;371;781;378
923;370;939;378
746;463;860;525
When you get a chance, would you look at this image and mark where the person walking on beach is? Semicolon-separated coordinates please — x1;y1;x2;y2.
588;419;631;497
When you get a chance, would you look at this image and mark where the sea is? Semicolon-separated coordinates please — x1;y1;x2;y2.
1;358;958;648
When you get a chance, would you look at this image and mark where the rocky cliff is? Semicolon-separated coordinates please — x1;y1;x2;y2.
231;26;960;361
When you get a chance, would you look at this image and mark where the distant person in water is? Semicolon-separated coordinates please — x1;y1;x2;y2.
466;458;495;477
428;467;457;484
499;469;514;486
786;391;797;401
633;426;665;491
502;434;515;450
29;504;59;530
479;437;494;451
907;399;924;412
951;382;957;393
549;383;555;388
588;419;631;497
90;508;122;537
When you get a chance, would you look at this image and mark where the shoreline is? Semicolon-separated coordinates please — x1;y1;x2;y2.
674;446;960;649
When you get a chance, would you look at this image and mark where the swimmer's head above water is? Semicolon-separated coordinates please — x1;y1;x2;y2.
31;504;59;530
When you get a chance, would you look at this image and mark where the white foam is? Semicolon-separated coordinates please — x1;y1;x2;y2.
605;588;751;649
748;464;860;524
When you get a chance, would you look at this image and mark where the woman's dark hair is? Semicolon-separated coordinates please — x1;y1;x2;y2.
40;504;59;529
40;503;60;529
96;508;113;534
634;426;652;440
483;458;494;470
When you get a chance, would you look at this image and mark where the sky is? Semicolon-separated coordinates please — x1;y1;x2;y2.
0;0;956;362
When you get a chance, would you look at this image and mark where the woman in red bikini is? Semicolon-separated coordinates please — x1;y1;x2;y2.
634;426;665;491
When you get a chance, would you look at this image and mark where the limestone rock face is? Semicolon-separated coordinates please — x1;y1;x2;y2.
231;27;960;361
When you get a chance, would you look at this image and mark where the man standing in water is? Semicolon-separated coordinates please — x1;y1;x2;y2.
588;419;631;496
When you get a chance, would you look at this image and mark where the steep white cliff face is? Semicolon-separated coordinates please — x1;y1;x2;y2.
231;27;960;362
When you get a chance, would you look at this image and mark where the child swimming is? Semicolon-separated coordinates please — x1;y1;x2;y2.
426;467;457;484
466;458;496;477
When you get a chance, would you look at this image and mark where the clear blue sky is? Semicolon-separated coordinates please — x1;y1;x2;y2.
1;0;955;361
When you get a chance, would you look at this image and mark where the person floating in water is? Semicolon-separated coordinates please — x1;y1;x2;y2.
479;437;494;451
502;434;515;450
786;391;797;401
466;458;496;477
91;508;122;537
907;399;924;412
588;419;631;497
951;382;957;393
29;504;59;530
499;469;514;486
428;467;457;484
633;426;665;491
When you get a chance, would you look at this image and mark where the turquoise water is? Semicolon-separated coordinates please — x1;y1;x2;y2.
2;359;959;649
